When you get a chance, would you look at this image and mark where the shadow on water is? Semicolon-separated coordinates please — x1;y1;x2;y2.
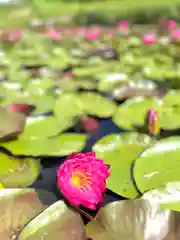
32;119;126;204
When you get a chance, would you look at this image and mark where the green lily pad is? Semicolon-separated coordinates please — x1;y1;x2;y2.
1;133;87;156
142;181;180;211
0;107;26;140
19;116;61;139
18;200;86;240
93;133;153;198
0;188;57;239
79;92;117;118
134;137;180;194
53;93;84;125
112;97;162;131
0;153;40;187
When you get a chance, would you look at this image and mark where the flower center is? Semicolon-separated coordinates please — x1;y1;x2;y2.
71;171;91;191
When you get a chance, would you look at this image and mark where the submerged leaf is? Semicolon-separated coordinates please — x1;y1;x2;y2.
86;199;180;240
18;200;86;240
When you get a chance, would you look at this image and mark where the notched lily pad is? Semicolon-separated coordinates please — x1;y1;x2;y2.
134;136;180;194
18;200;86;240
93;133;153;198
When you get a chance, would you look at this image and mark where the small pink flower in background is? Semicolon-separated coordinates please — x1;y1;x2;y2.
85;27;101;41
172;29;180;41
47;28;60;40
168;20;177;30
4;30;23;43
7;104;35;116
118;21;129;31
146;108;160;136
142;34;157;45
57;152;110;210
63;71;73;78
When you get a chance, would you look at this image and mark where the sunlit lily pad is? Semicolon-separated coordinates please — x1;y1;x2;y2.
112;97;162;131
86;199;180;240
18;200;86;240
0;153;40;187
134;137;180;194
93;133;153;198
142;181;180;211
1;133;87;156
79;92;117;118
0;188;57;239
19;116;61;139
0;107;26;140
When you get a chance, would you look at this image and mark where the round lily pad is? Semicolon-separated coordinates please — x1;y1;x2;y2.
0;188;57;239
1;133;87;156
0;153;40;187
18;200;86;240
79;92;117;118
0;107;26;140
93;133;153;198
142;181;180;211
19;116;61;139
134;137;180;194
112;97;162;131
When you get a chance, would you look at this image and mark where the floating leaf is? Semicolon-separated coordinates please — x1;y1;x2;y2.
0;107;26;140
113;97;163;131
0;188;57;239
19;116;61;139
0;153;40;187
93;133;153;198
142;181;180;211
18;200;86;240
79;92;117;118
134;137;180;194
86;199;180;240
1;133;87;156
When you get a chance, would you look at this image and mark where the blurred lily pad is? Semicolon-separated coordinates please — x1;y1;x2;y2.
18;200;86;240
79;92;117;118
134;137;180;194
0;107;26;140
0;153;40;187
19;116;61;139
0;188;57;239
142;181;180;212
1;133;87;156
93;133;153;198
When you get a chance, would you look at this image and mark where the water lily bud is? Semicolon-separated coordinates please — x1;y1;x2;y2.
7;104;35;116
146;108;160;136
57;152;110;210
142;34;157;45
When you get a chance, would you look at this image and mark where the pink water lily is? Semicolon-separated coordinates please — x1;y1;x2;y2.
168;20;177;30
46;28;60;40
142;34;157;45
57;152;110;210
146;108;160;136
118;21;129;30
172;29;180;41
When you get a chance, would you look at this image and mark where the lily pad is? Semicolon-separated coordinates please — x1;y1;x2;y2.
19;116;61;139
86;199;179;240
112;97;162;131
79;92;117;118
92;133;153;198
0;107;26;140
1;133;87;156
18;200;86;240
0;152;40;187
142;181;180;211
0;188;57;239
134;137;180;194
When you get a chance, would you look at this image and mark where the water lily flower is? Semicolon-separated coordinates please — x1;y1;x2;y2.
118;21;129;31
46;28;60;40
172;29;180;41
145;108;160;136
168;20;177;30
142;34;157;45
57;152;110;210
